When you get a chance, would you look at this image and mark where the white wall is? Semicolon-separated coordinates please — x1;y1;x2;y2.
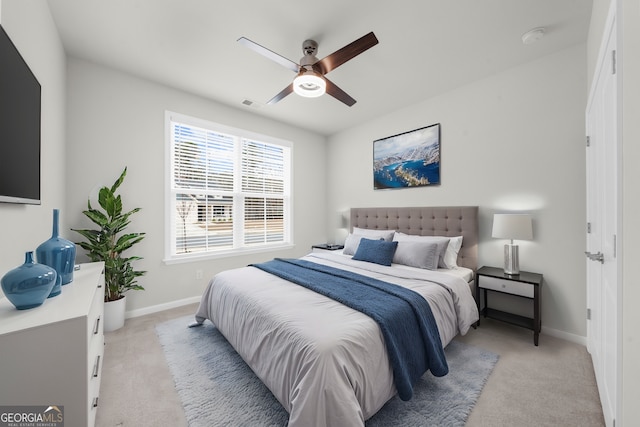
0;1;67;282
327;45;587;339
64;58;327;313
619;1;640;423
619;0;640;421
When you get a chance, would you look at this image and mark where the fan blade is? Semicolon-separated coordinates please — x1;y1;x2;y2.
324;77;356;107
267;83;294;105
314;32;378;75
237;37;300;73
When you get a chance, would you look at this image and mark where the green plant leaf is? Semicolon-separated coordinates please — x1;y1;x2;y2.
111;167;127;194
114;233;145;253
72;167;146;302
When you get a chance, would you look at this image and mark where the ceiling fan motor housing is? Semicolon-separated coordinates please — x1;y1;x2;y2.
302;40;318;55
300;39;319;66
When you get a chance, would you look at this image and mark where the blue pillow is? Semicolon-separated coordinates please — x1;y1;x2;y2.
352;238;398;266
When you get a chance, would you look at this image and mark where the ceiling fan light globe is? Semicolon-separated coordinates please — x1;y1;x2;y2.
293;74;326;98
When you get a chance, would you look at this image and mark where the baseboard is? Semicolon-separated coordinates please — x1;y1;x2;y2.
125;296;201;319
542;325;586;346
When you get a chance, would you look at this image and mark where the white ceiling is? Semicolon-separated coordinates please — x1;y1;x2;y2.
46;0;592;136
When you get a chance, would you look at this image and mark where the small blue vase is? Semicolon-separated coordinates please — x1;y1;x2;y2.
36;209;77;298
1;251;57;310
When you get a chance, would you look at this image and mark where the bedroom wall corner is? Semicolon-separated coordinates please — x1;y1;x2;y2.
326;44;587;339
64;58;327;313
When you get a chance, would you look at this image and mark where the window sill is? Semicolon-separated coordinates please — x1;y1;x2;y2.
163;243;295;265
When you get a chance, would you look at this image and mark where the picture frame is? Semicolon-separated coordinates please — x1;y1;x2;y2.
373;123;441;189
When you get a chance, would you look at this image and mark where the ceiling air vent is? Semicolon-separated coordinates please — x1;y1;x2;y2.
241;99;262;109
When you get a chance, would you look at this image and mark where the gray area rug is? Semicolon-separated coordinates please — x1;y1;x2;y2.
156;315;498;427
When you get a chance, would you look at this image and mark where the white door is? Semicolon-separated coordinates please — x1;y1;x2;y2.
585;6;619;427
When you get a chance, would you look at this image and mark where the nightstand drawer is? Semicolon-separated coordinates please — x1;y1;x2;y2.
479;276;534;298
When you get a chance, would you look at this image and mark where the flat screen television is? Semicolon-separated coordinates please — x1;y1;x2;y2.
0;24;41;205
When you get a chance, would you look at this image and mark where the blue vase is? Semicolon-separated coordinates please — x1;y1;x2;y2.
36;209;77;298
1;252;57;310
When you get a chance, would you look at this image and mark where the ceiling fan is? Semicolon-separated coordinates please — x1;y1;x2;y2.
238;32;379;107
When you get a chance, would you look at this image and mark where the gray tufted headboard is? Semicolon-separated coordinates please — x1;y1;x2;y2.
350;206;479;272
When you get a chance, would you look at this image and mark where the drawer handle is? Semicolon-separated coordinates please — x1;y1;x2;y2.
98;269;105;288
501;284;506;289
92;397;99;408
93;316;101;335
92;355;101;378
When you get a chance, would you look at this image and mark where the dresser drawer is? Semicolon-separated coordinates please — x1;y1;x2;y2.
86;269;104;427
88;330;104;379
87;339;103;427
86;271;104;343
478;276;534;298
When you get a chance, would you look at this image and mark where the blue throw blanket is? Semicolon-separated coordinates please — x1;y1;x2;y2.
250;258;448;401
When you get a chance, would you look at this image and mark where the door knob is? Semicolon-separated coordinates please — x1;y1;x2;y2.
585;251;604;263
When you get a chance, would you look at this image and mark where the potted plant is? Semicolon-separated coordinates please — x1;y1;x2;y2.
73;167;146;332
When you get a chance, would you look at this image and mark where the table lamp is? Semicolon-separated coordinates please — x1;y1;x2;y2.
492;213;533;275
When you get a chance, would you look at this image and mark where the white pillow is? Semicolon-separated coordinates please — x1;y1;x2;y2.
443;236;463;269
343;233;365;255
352;227;395;242
393;232;450;268
392;241;439;270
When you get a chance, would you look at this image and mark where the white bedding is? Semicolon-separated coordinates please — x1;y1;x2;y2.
437;266;474;282
331;248;474;283
194;251;479;427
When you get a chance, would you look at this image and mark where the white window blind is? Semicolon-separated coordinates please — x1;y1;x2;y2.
166;112;292;262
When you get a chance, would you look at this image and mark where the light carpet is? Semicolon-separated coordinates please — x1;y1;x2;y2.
156;316;498;427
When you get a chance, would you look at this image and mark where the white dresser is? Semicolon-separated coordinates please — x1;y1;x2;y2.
0;262;105;427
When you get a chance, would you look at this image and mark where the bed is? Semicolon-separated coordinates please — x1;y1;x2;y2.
194;206;479;427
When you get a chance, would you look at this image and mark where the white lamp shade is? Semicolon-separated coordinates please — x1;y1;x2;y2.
492;214;533;240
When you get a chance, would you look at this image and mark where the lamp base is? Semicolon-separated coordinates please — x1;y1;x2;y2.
504;243;520;275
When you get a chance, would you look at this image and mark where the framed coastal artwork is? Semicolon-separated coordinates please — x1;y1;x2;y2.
373;123;441;189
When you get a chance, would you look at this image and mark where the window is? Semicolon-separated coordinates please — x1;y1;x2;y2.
165;112;292;262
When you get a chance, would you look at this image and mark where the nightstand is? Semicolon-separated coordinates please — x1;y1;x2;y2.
475;266;543;346
311;243;344;253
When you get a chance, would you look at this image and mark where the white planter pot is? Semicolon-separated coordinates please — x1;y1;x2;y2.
104;295;126;332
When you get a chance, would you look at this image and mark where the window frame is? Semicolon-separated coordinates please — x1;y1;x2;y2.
164;111;294;264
